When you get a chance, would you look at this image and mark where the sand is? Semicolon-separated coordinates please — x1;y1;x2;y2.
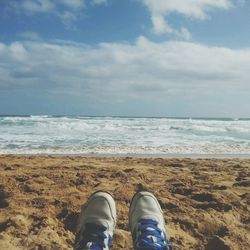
0;156;249;250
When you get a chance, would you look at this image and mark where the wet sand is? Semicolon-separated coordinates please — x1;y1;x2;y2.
0;156;249;249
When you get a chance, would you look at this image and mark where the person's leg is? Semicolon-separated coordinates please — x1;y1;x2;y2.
129;191;172;250
74;191;116;250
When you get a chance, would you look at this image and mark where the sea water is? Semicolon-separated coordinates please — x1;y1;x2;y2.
0;116;250;155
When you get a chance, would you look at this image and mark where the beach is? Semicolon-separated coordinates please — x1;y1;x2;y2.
0;156;249;249
2;0;250;249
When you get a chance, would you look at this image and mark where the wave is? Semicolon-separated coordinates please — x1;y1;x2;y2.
1;116;250;154
1;143;250;155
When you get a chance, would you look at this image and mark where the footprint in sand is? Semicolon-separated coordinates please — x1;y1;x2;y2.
233;179;250;187
0;185;11;209
31;197;47;209
0;220;11;232
191;192;232;212
57;208;78;233
0;195;9;209
173;187;193;196
15;175;29;182
191;193;215;202
4;165;13;171
211;185;227;191
205;236;230;250
158;200;179;211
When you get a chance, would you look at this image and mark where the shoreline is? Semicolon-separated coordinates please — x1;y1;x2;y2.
1;153;250;159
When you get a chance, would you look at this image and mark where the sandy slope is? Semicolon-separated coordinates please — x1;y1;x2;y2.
0;156;249;249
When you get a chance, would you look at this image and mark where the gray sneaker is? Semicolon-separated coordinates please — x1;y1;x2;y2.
74;191;116;250
129;191;171;250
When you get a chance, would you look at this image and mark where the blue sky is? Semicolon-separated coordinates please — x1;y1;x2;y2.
0;0;250;117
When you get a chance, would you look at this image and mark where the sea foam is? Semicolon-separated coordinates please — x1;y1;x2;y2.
0;116;249;155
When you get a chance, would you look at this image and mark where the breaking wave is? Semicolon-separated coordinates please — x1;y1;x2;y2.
0;116;250;155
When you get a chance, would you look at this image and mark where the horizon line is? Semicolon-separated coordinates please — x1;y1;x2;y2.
0;114;250;120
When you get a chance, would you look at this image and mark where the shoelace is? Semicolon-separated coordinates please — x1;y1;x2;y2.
136;219;172;250
76;223;109;250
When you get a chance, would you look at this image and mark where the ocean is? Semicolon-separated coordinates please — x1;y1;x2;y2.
0;116;250;155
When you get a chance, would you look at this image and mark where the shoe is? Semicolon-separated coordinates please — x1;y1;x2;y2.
74;191;116;250
129;191;171;250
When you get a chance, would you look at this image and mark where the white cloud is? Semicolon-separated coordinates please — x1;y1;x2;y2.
58;11;79;28
0;36;250;94
91;0;107;6
7;0;107;27
8;42;28;61
1;37;250;115
15;0;55;14
178;27;192;40
18;31;41;41
11;0;85;14
143;0;233;19
141;0;236;37
59;0;85;10
151;14;173;34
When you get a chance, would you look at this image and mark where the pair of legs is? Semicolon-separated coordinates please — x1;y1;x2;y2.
74;191;172;250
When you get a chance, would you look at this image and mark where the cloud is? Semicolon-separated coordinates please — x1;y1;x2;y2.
6;0;106;28
91;0;107;6
143;0;233;20
59;0;85;10
178;28;192;41
141;0;237;38
57;11;80;28
18;31;41;41
0;36;250;93
1;36;250;115
151;14;173;34
13;0;55;14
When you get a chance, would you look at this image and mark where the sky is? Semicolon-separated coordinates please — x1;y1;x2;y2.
0;0;250;117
